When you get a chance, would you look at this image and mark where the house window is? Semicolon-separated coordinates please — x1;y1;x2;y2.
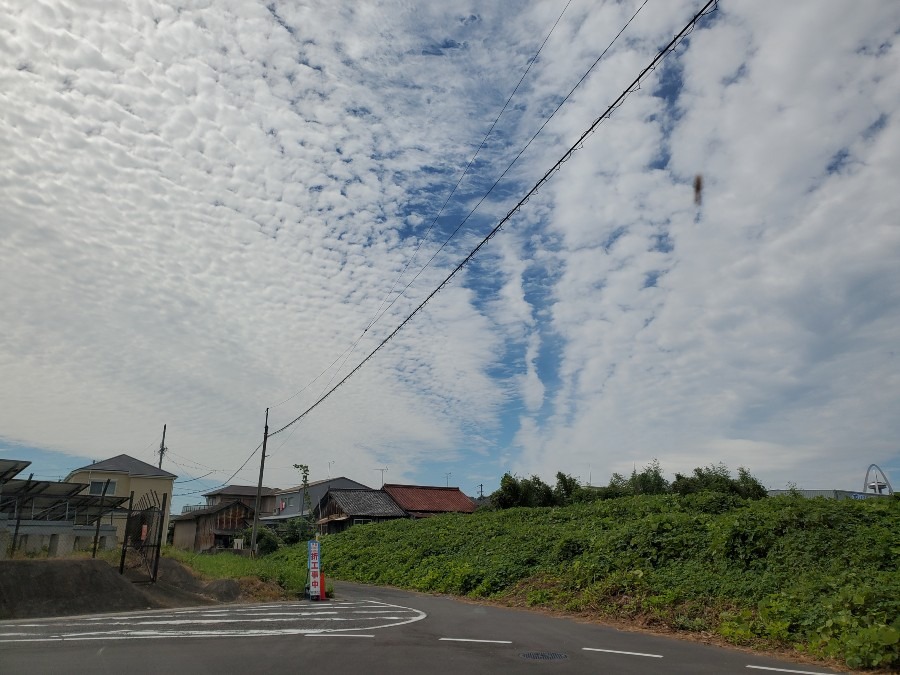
288;497;294;506
89;480;116;496
353;518;372;525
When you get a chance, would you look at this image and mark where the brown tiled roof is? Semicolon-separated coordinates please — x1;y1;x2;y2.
382;484;476;514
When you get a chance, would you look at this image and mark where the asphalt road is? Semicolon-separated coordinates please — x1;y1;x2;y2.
0;581;845;675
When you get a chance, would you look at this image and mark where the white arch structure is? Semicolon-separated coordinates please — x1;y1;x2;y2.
863;464;894;495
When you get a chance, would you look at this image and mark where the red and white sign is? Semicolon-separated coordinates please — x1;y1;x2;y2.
308;540;322;599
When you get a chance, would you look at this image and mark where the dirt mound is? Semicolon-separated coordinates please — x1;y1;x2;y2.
0;559;156;619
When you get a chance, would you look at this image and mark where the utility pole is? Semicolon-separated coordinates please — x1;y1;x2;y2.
250;408;269;556
158;424;167;469
477;484;484;499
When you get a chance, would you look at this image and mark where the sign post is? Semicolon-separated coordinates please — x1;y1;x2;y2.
308;540;323;601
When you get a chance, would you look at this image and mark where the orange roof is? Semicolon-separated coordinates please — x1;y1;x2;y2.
382;484;476;514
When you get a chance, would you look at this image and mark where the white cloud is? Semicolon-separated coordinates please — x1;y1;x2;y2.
2;0;898;504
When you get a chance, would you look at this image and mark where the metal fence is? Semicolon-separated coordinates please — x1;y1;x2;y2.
119;490;168;582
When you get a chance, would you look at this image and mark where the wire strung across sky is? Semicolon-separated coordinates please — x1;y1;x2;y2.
268;0;574;412
268;0;719;440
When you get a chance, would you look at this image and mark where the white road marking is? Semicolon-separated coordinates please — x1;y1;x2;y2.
583;647;663;658
306;634;375;638
0;600;426;642
439;638;513;644
746;667;835;674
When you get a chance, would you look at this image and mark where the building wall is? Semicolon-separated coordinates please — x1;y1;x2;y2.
172;519;197;551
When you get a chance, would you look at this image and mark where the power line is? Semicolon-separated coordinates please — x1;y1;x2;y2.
269;0;718;438
365;0;651;332
268;1;574;412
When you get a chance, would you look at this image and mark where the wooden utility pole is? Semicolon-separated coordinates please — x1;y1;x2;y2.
249;409;269;556
158;424;167;469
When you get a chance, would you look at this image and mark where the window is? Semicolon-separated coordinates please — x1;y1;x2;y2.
353;518;372;525
288;497;294;506
89;480;116;496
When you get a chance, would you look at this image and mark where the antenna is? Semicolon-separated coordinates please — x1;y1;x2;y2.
375;467;388;487
444;472;452;487
328;461;334;478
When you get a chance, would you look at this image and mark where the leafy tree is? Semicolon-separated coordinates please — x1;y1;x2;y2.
629;459;669;495
490;473;555;508
553;472;581;505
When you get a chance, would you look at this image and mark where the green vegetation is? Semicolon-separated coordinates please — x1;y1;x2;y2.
488;461;767;507
167;464;898;669
318;492;898;669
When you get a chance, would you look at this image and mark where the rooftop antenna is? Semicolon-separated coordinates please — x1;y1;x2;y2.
328;461;334;479
375;467;388;487
444;472;452;487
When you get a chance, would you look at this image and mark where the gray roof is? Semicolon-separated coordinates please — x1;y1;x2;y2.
203;485;275;497
69;454;176;479
324;489;406;518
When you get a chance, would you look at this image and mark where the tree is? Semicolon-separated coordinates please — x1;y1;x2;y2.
553;472;580;506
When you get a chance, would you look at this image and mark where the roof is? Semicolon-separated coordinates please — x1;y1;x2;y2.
274;476;371;494
382;484;476;514
0;459;31;483
323;489;406;518
68;454;176;480
203;485;275;497
173;500;254;521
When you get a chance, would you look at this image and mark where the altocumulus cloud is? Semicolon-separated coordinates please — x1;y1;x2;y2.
1;0;898;501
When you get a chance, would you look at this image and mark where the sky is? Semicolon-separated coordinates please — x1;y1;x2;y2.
2;0;898;512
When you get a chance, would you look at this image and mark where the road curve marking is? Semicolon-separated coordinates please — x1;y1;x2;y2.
746;667;836;674
583;647;663;658
439;638;513;644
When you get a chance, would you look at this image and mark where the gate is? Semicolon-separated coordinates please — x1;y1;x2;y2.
118;490;168;582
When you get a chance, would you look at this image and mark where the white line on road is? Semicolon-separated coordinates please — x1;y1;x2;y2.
306;634;375;638
583;647;663;658
746;666;836;674
439;638;513;644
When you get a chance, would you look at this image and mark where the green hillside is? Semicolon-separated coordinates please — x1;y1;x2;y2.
271;492;898;669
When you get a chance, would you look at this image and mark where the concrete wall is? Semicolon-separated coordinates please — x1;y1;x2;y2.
0;519;117;557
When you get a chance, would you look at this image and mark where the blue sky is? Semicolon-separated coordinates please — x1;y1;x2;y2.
2;0;899;513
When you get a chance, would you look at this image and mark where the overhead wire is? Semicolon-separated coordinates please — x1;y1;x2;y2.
268;0;574;411
269;0;718;439
367;0;651;330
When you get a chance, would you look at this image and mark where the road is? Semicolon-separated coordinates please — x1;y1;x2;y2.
0;581;845;674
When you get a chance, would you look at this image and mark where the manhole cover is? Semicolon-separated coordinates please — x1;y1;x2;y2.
520;652;568;661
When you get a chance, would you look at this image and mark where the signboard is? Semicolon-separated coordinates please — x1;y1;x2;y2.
308;540;321;599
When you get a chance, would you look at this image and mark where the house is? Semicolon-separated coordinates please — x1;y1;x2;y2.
171;500;255;552
65;454;177;542
315;489;406;535
382;484;476;518
201;485;277;515
261;477;371;524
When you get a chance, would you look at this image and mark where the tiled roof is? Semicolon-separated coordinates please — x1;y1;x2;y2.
69;454;176;479
326;489;406;518
383;484;476;514
202;485;275;497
